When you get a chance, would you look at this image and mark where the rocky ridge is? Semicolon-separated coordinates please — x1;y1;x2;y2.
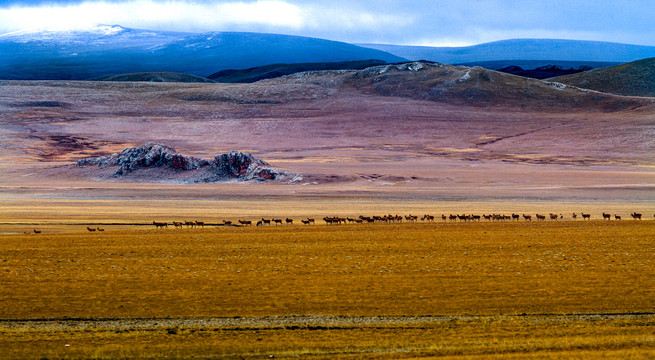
75;143;297;183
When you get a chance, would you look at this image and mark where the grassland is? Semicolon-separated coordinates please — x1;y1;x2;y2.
1;219;654;359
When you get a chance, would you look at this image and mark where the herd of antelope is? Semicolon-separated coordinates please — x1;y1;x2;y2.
148;212;653;228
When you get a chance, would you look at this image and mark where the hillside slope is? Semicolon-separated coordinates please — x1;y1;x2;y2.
208;60;388;83
551;57;655;97
96;72;215;83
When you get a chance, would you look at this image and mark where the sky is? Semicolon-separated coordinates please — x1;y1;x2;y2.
1;0;654;46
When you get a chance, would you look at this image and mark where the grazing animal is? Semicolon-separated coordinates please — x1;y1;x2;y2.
442;214;447;221
97;227;104;231
301;219;311;225
33;229;41;234
581;213;591;220
307;218;315;224
286;218;293;225
572;213;577;220
536;214;546;221
153;221;168;228
256;220;263;226
273;218;283;226
87;226;97;232
223;220;232;226
631;212;642;220
173;221;183;228
614;215;621;220
238;220;252;226
185;220;195;228
522;214;532;221
602;213;611;220
512;213;520;221
195;221;205;228
261;218;271;226
549;213;558;220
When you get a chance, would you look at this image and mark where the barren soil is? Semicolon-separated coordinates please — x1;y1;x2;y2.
0;68;654;209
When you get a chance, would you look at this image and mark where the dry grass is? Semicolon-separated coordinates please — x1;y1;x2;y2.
1;219;654;358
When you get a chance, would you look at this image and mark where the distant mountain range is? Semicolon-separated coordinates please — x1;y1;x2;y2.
359;39;655;64
2;26;655;83
0;25;405;80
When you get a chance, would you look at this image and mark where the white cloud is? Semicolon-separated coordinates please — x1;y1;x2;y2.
0;0;305;33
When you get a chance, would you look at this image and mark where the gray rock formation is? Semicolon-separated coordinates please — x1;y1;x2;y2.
75;143;297;183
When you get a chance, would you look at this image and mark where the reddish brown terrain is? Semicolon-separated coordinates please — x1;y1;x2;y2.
1;62;654;221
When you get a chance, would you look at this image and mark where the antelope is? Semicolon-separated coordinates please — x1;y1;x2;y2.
256;220;263;226
286;218;293;225
301;219;311;225
536;214;546;221
523;214;532;221
185;220;195;228
614;215;621;220
631;212;642;220
549;213;558;220
33;229;41;234
223;220;232;226
173;222;183;228
512;213;520;221
238;220;252;226
602;213;611;220
87;226;97;232
272;218;283;226
307;218;315;224
153;221;168;228
97;227;104;231
442;214;447;221
581;213;590;220
261;218;271;226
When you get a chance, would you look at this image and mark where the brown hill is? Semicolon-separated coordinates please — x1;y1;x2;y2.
344;62;649;110
168;61;651;111
551;57;655;97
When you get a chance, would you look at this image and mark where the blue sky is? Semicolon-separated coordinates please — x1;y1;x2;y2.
1;0;654;46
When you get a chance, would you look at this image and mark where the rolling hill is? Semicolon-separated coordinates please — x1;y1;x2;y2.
96;72;215;83
208;59;388;83
551;57;655;97
358;39;655;64
0;25;405;80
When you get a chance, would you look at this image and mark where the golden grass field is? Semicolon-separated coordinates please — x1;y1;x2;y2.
1;209;654;359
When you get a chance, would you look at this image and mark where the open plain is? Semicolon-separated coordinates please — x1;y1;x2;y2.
1;62;655;358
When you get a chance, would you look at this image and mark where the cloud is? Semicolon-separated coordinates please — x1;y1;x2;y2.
0;0;306;33
1;0;653;46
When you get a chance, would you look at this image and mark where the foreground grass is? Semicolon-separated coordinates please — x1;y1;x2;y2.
2;314;655;359
1;220;654;358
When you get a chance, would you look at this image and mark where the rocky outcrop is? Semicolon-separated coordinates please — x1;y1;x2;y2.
75;143;297;183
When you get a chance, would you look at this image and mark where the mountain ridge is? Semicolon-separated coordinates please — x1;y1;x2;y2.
0;25;405;80
358;39;655;64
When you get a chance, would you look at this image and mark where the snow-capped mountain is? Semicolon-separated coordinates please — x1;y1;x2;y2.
0;25;406;80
